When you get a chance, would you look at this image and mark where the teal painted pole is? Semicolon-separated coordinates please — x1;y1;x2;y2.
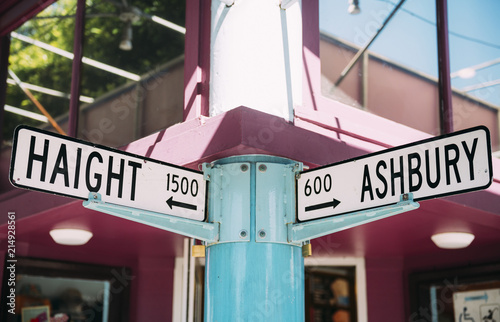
81;154;419;320
203;155;305;321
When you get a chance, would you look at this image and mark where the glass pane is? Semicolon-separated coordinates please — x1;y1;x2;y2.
79;0;186;147
5;2;76;142
448;0;500;153
320;0;440;136
305;266;357;322
16;274;110;322
4;0;186;148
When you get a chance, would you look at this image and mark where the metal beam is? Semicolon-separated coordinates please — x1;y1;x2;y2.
0;35;10;147
83;192;219;242
436;0;453;134
289;193;419;243
68;0;85;138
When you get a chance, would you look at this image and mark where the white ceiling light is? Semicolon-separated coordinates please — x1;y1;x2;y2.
50;229;93;246
431;232;475;249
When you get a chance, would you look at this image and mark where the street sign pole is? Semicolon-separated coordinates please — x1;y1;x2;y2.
202;155;304;321
78;154;420;321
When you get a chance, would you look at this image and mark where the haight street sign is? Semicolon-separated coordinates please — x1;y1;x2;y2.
10;126;206;221
297;126;493;221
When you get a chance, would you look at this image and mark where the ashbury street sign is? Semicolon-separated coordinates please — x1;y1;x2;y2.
10;126;206;221
297;126;493;221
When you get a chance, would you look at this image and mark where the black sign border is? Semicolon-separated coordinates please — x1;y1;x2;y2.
9;125;207;221
297;126;494;222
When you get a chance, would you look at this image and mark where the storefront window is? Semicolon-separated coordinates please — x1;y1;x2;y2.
320;0;499;152
16;275;109;322
5;1;75;141
1;258;131;322
409;262;500;322
78;0;186;147
305;266;357;322
4;0;186;148
320;0;440;135
448;0;500;153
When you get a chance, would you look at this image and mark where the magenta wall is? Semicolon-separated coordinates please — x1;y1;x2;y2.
133;257;175;322
366;257;406;321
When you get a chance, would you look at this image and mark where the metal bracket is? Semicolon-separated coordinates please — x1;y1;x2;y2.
203;161;251;244
255;162;302;244
83;192;219;242
288;193;420;243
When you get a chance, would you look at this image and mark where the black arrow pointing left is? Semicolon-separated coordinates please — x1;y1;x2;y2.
166;196;197;211
305;198;341;212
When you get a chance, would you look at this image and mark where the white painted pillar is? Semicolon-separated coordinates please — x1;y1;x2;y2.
210;0;303;122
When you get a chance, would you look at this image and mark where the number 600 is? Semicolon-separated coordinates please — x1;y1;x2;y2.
304;174;332;196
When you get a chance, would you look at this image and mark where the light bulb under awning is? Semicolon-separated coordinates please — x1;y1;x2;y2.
50;229;93;246
431;232;475;249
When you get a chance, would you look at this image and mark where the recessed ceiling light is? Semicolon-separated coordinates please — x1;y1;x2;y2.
50;229;93;246
431;232;475;249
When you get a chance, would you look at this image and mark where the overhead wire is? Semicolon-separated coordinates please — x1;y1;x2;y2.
372;0;500;97
377;0;500;50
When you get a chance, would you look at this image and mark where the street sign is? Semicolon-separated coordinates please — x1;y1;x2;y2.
10;126;206;221
297;126;493;221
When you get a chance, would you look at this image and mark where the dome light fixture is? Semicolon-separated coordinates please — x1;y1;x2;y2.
50;229;93;246
431;232;475;249
119;21;133;51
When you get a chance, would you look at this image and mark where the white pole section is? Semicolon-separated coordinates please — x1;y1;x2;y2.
210;0;302;122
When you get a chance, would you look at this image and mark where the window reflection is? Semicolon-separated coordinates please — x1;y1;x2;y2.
319;0;499;152
448;0;500;152
5;0;186;148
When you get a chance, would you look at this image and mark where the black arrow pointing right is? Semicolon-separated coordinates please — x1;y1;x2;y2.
166;196;197;211
305;198;341;212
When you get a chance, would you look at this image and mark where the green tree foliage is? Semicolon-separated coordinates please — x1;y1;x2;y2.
4;0;185;141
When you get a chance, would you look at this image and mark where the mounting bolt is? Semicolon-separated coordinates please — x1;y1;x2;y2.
402;193;409;201
240;164;249;172
258;164;267;172
239;230;248;238
93;194;98;199
258;230;266;238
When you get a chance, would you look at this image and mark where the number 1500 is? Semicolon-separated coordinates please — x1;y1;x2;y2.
166;173;199;197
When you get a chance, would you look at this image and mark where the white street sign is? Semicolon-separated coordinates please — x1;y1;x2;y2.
297;126;493;221
10;126;206;221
